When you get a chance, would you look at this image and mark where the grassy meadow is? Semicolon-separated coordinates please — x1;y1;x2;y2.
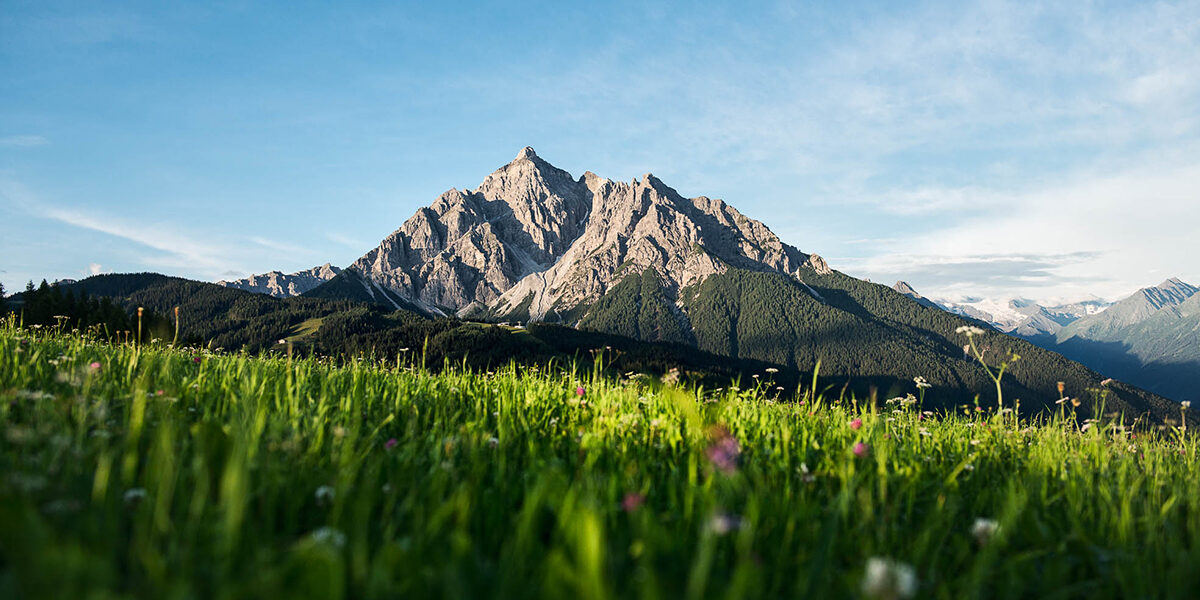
2;319;1199;599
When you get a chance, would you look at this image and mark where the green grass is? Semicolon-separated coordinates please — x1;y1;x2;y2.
285;317;326;343
2;321;1199;599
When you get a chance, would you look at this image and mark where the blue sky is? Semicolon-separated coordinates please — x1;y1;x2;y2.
2;0;1199;303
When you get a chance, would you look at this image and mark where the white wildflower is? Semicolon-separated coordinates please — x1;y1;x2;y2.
309;526;347;549
971;518;1000;546
123;488;147;508
708;513;741;535
861;557;917;600
314;485;335;506
955;325;986;337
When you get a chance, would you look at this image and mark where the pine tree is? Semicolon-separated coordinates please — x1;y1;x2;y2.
0;281;7;315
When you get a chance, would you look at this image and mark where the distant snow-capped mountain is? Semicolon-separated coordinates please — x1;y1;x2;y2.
891;281;1112;336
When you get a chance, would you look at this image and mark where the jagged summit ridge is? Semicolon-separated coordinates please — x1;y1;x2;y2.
350;147;831;319
218;263;341;298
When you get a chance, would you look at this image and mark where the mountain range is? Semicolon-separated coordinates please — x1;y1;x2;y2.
217;263;341;298
208;147;1178;418
892;282;1112;337
895;278;1199;402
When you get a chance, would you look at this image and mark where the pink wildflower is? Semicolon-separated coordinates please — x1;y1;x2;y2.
621;492;645;512
89;361;101;370
853;441;870;458
384;438;398;450
576;386;586;398
850;418;863;430
706;426;741;474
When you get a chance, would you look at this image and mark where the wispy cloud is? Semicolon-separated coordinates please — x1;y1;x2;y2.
40;205;234;273
0;135;49;147
843;156;1200;301
250;236;315;257
324;231;367;249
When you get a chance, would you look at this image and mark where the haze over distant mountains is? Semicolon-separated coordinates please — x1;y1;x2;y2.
212;147;1178;417
892;282;1112;337
895;278;1200;402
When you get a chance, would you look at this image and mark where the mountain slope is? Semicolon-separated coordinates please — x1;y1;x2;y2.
217;263;341;297
1057;278;1197;342
1043;279;1200;402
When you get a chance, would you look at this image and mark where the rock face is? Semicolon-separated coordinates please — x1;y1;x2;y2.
350;147;592;313
351;147;830;320
218;263;341;298
892;281;943;310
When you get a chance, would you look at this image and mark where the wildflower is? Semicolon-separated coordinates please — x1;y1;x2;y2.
89;361;101;370
861;557;917;600
799;462;816;483
1101;378;1114;386
913;376;932;390
1057;381;1066;396
963;464;975;471
155;390;164;396
487;437;500;448
765;367;779;374
970;439;980;446
621;492;645;512
853;442;870;458
972;518;1000;546
314;485;336;506
919;428;931;436
123;488;147;508
955;325;986;337
309;526;347;549
576;386;586;398
850;418;863;430
384;438;398;450
1183;401;1192;410
708;513;741;535
193;356;202;364
706;427;740;474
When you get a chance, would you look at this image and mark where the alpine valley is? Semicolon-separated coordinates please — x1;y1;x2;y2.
159;146;1174;420
9;148;1181;420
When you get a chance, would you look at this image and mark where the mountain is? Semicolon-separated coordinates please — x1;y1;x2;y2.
892;281;944;310
304;147;1175;418
302;267;436;315
1039;278;1200;402
218;263;341;298
1057;278;1197;342
915;290;1112;337
349;147;593;316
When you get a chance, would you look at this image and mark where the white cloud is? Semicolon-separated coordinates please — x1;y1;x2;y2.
0;135;49;147
37;205;235;274
842;158;1200;302
87;263;103;276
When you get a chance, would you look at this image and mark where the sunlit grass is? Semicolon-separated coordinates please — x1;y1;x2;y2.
1;320;1197;599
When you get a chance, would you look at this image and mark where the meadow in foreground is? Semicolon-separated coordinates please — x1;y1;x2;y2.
2;320;1199;599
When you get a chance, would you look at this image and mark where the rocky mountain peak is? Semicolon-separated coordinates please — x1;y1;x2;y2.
348;148;830;319
218;263;343;298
